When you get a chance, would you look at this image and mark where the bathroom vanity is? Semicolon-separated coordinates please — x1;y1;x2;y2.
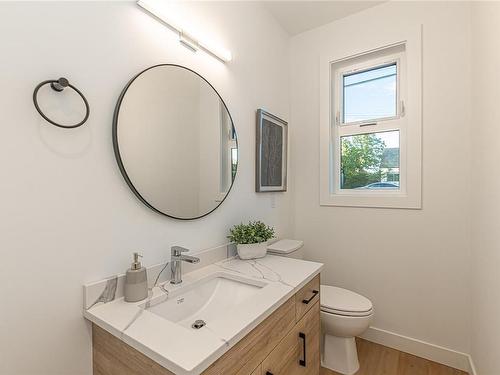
85;255;322;375
81;60;324;375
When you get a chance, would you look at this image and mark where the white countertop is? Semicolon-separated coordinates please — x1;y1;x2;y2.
84;255;323;375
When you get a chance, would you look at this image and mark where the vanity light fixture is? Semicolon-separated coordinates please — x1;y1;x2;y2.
137;0;232;63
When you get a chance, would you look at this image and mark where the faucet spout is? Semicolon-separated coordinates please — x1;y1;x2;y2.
177;254;200;264
170;246;200;284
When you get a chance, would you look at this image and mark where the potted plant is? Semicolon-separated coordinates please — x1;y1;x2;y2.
228;221;275;259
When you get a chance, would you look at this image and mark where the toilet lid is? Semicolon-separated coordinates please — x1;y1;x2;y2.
320;285;372;314
267;239;304;254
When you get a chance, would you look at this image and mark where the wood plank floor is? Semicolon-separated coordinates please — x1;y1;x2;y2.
320;338;468;375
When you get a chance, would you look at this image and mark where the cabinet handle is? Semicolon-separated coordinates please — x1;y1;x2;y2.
302;290;319;305
299;332;306;367
266;372;274;375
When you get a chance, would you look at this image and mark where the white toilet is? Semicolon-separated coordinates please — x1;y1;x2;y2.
267;239;374;375
320;285;373;374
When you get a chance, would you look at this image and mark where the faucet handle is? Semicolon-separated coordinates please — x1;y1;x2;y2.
171;246;189;256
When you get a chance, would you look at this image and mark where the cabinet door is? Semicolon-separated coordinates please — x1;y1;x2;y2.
295;275;320;322
261;323;301;375
262;302;320;375
202;297;296;375
296;301;320;375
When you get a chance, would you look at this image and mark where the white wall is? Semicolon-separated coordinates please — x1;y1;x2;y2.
290;1;472;354
0;2;292;374
470;3;500;374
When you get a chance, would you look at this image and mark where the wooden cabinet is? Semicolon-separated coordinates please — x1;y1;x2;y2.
295;301;321;375
92;324;176;375
295;275;320;322
262;302;320;375
92;275;321;375
202;297;296;375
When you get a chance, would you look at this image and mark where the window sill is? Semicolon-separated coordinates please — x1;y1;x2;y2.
320;193;422;209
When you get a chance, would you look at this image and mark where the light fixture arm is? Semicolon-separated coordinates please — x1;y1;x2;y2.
137;0;232;63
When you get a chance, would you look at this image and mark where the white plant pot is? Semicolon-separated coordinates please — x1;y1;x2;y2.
237;242;268;260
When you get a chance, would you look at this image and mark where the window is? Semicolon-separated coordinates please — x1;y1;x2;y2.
332;46;405;195
342;63;397;124
340;130;400;190
320;36;422;208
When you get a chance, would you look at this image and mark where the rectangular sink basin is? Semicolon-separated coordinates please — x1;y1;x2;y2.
146;273;266;329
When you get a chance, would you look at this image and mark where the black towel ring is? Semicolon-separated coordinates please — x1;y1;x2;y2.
33;77;90;129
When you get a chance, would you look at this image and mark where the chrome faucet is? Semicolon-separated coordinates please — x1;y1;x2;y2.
170;246;200;284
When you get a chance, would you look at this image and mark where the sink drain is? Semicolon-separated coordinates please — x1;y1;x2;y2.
191;319;206;329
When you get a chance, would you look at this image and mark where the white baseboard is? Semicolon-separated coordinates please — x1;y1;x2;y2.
360;326;472;373
467;354;478;375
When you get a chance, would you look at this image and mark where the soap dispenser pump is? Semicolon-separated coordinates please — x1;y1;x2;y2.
124;252;148;302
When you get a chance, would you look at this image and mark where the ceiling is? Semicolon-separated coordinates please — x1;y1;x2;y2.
260;1;384;36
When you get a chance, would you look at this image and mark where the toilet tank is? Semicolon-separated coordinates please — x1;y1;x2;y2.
267;239;304;259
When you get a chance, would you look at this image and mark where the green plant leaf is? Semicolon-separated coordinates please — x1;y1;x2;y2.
227;221;275;244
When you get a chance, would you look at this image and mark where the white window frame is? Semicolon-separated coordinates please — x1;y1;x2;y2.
319;26;422;209
337;57;402;126
332;51;406;197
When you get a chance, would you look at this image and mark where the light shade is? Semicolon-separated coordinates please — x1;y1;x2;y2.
137;0;232;63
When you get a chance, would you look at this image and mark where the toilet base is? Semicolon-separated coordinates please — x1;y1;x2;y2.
321;334;359;375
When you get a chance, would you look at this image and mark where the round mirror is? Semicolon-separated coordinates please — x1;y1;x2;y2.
113;64;238;220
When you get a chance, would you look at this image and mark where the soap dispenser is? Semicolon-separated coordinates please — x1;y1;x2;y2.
124;252;148;302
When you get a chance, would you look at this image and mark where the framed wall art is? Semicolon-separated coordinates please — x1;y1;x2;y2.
256;109;288;192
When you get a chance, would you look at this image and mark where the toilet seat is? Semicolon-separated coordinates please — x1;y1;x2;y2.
321;306;373;317
320;285;373;317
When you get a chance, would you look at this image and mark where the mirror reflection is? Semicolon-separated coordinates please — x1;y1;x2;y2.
114;65;238;220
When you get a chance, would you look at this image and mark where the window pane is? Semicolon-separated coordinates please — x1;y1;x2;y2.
231;148;238;180
340;131;400;190
343;63;397;123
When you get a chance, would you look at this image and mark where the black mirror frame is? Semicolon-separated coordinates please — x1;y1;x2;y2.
112;64;238;221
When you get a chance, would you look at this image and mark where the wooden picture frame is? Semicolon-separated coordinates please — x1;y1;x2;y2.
256;109;288;192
